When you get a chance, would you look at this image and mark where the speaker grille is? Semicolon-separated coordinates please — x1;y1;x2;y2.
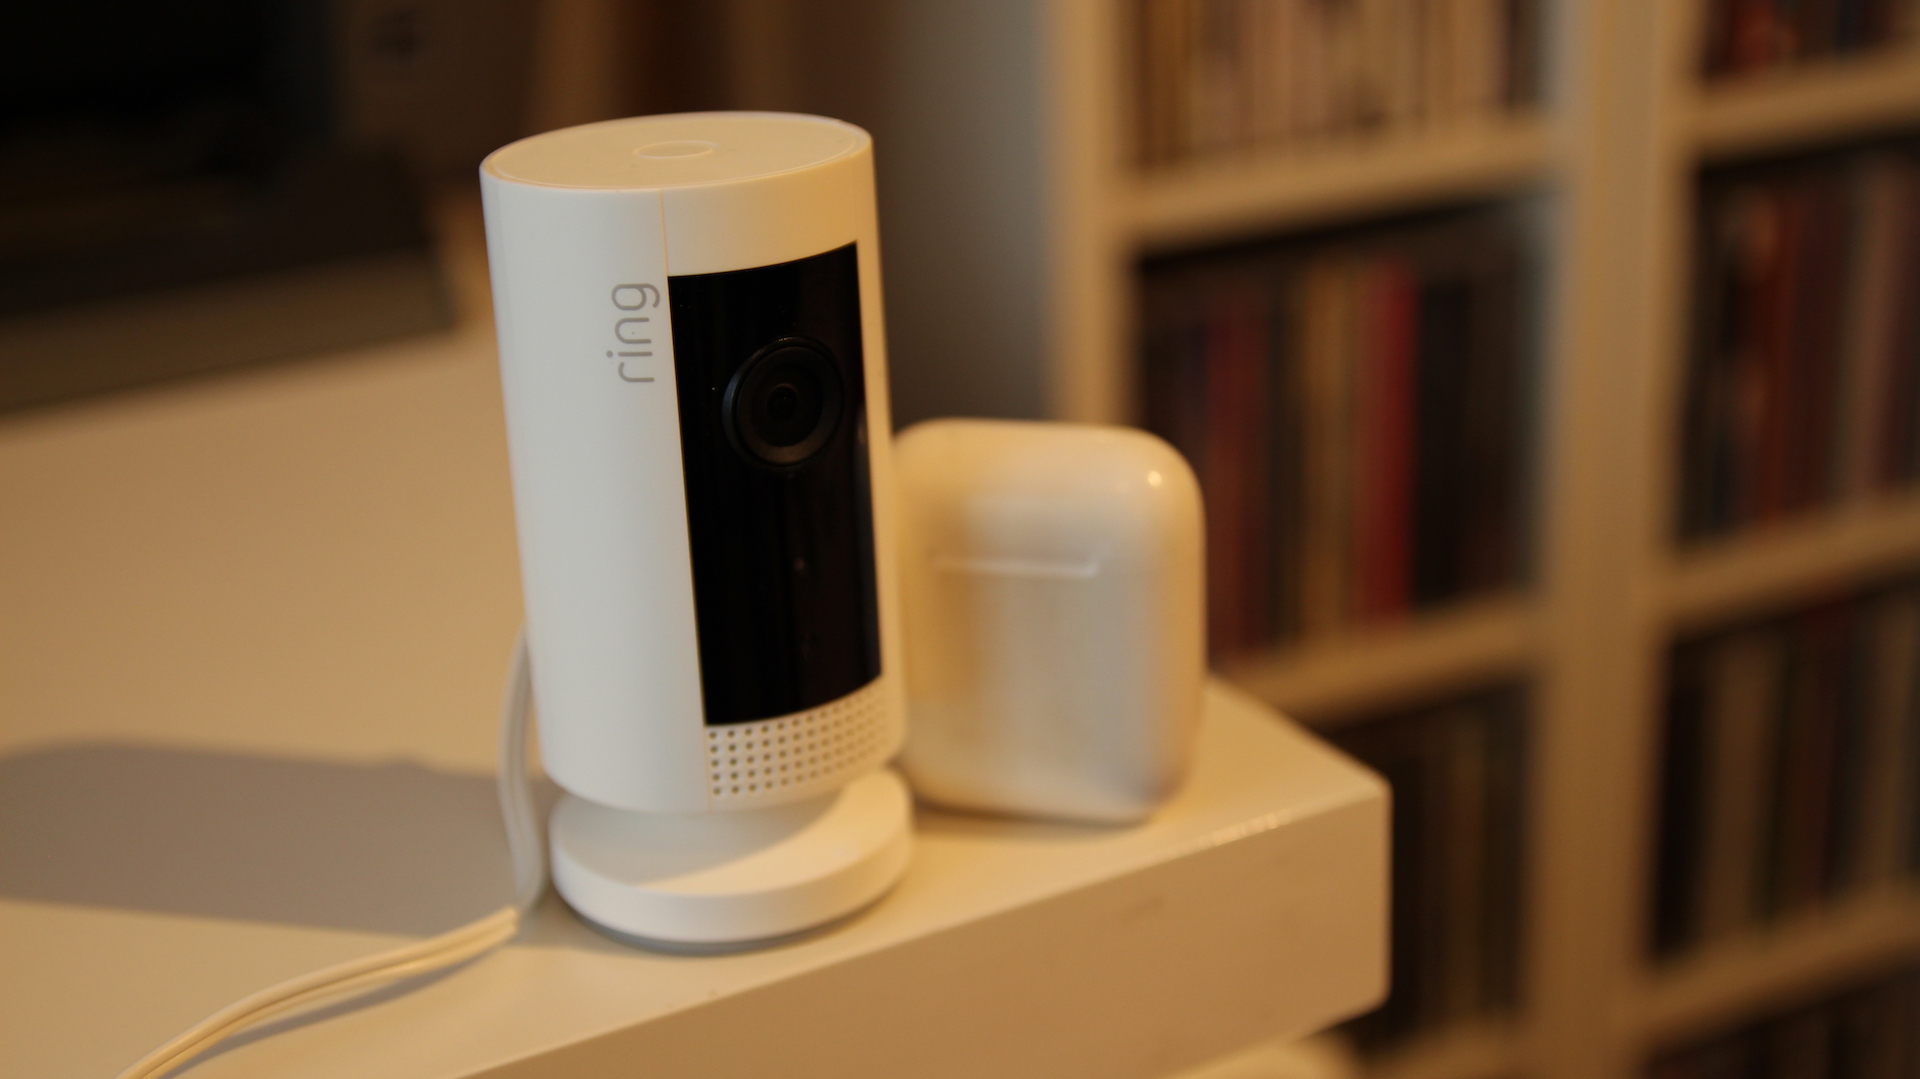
706;679;892;808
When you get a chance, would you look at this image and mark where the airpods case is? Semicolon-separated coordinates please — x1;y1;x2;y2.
894;419;1206;824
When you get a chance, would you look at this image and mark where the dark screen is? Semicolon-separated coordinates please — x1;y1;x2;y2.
668;243;881;724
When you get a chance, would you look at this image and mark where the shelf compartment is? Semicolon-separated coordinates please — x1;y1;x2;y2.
1666;491;1920;629
1640;889;1920;1047
1218;595;1534;724
1693;48;1920;161
1123;116;1552;252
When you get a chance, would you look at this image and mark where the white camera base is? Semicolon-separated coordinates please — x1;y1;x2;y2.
549;767;913;951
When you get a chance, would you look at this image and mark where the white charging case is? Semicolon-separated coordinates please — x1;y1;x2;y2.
894;419;1207;824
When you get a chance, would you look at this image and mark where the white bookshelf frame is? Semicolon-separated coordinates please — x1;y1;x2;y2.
1639;889;1920;1047
1216;595;1536;724
860;3;1920;1077
1123;115;1554;250
1666;489;1920;630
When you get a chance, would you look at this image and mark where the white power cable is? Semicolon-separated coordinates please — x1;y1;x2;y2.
114;630;545;1079
495;628;544;912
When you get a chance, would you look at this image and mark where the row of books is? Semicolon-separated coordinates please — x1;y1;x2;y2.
1702;0;1917;79
1652;576;1920;959
1131;0;1540;167
1325;687;1526;1051
1142;206;1529;656
1679;139;1920;540
1648;965;1919;1079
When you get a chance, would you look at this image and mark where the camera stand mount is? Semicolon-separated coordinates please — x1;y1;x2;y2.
547;767;913;951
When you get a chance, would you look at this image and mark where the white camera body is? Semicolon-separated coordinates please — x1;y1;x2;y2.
480;113;910;949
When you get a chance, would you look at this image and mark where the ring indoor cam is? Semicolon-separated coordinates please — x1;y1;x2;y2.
480;113;911;951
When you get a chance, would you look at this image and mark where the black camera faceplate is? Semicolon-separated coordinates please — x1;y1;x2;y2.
667;243;881;725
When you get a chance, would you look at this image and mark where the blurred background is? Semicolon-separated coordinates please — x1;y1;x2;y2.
4;2;1920;1078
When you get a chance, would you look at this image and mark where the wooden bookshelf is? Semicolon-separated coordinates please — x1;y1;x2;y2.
1639;889;1920;1048
819;3;1920;1078
1124;116;1553;250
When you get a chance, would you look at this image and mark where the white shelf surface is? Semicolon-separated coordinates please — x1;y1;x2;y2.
1692;47;1920;160
1123;115;1552;251
0;201;1387;1079
3;685;1387;1079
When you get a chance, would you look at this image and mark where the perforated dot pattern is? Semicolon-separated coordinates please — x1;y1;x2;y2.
706;680;893;807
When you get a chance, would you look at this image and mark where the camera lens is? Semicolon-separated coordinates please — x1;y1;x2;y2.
753;367;820;446
766;384;800;423
723;339;845;467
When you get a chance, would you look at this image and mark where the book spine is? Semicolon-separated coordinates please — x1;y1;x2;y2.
1683;185;1748;538
1654;642;1713;957
1784;173;1850;514
1355;258;1418;620
1299;255;1359;637
1140;206;1527;652
1686;140;1920;542
1462;219;1524;590
1704;0;1920;72
1834;156;1904;499
1879;158;1920;485
1328;687;1527;1050
1762;604;1848;919
1438;704;1493;1024
1203;287;1274;654
1131;0;1533;166
1847;587;1920;889
1657;572;1920;958
1412;275;1475;605
1697;628;1785;942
